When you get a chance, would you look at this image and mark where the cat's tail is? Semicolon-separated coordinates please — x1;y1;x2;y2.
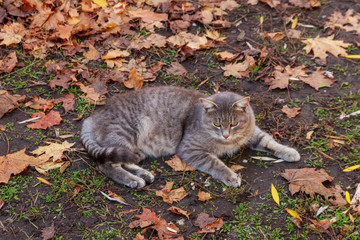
81;118;139;164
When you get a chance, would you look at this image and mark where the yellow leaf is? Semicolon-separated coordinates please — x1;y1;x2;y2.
271;184;280;205
343;165;360;172
343;55;360;59
345;191;351;204
93;0;107;7
292;17;298;29
349;213;354;224
285;208;301;220
37;177;52;185
260;16;264;24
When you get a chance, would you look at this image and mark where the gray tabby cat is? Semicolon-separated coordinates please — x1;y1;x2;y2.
81;86;300;188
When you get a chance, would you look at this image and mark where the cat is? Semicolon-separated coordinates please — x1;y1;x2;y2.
81;86;300;188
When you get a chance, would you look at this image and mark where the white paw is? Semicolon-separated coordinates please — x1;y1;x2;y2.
223;172;242;187
279;147;300;162
128;178;146;189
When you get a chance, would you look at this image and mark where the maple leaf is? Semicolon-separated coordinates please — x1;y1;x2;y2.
155;181;187;204
267;65;308;90
166;62;188;76
54;94;75;113
0;149;47;183
195;213;223;233
83;44;100;60
124;68;144;90
281;168;347;206
165;155;196;172
198;190;212;202
0;90;25;119
324;10;355;30
49;68;77;89
0;22;26;46
168;206;192;220
302;35;351;62
300;69;335;90
32;141;74;163
222;55;256;78
129;208;159;228
26;110;62;129
308;219;331;233
72;81;107;104
25;96;55;112
282;105;301;118
146;34;167;48
0;51;18;73
214;51;239;61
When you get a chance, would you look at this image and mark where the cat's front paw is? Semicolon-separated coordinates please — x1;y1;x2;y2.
127;178;146;189
222;172;242;187
278;147;300;162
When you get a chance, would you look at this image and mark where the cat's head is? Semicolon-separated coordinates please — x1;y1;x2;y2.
199;92;254;140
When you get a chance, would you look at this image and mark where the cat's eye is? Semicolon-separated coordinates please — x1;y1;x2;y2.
213;122;221;127
230;122;238;127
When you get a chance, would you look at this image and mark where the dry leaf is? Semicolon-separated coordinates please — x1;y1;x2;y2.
129;10;168;23
291;217;302;228
222;55;256;78
230;165;246;172
0;51;18;73
281;168;347;206
26;110;62;129
49;68;77;89
166;62;188;76
168;206;192;219
345;191;351;204
54;94;75;113
282;105;301;118
101;49;130;59
0;149;47;183
129;207;159;228
267;65;308;90
0;90;25;118
155;181;187;204
0;22;26;46
165;155;196;172
195;212;223;233
214;51;239;61
300;69;335;90
302;35;351;62
260;0;281;8
41;222;55;240
25;96;55;112
70;186;80;200
124;68;143;90
72;81;107;104
198;190;212;202
308;219;331;233
289;0;321;8
0;198;4;210
271;184;280;205
84;44;100;60
220;0;240;11
205;30;226;42
261;32;285;42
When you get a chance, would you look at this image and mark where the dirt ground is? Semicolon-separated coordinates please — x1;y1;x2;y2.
0;0;360;239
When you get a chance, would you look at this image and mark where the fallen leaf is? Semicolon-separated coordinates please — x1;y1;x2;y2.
70;186;80;200
306;130;314;140
289;0;321;8
308;219;331;233
324;10;360;34
0;198;4;210
25;96;55;112
100;191;128;205
129;10;168;23
133;233;146;240
351;184;360;205
0;90;25;118
155;181;187;204
214;51;239;61
300;69;335;90
267;65;308;90
101;49;130;59
37;177;52;185
302;35;351;62
93;0;107;7
41;222;55;240
271;184;280;205
54;94;75;113
124;68;143;90
49;68;77;89
343;165;360;172
32;141;74;163
261;32;285;42
165;155;196;172
168;206;192;219
0;22;26;46
0;51;18;73
282;105;301;118
291;217;302;228
281;168;347;206
72;81;107;104
166;62;188;76
260;0;281;8
345;191;351;204
0;149;47;183
26;110;62;129
222;55;256;78
230;165;246;172
83;44;100;60
195;212;223;233
285;208;301;220
205;30;226;42
198;190;212;202
0;124;5;131
220;0;240;10
129;207;159;228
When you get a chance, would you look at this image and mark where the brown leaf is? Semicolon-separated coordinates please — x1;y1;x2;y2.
70;186;80;200
83;44;100;60
281;168;347;206
302;35;351;62
32;141;74;163
289;0;321;8
101;49;130;60
41;222;55;240
0;51;18;73
25;96;55;112
54;94;75;113
72;81;107;104
124;68;143;90
198;190;212;202
324;10;354;30
195;212;223;233
282;105;301;118
129;10;168;23
291;217;302;229
299;69;335;91
0;90;25;118
214;51;239;61
259;0;281;8
170;20;191;34
154;219;182;240
261;32;285;42
0;124;5;131
168;206;192;219
165;155;196;172
129;208;159;228
0;22;26;46
133;233;146;240
220;0;240;10
230;164;246;172
308;219;331;233
49;68;77;89
166;62;188;76
0;198;4;210
149;61;166;74
146;34;167;48
267;65;308;90
26;110;62;129
222;55;256;78
155;181;187;204
0;149;47;183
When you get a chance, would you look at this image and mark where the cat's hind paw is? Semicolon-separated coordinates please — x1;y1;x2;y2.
222;172;242;187
278;147;300;162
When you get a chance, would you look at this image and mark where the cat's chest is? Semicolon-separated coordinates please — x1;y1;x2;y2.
211;138;248;156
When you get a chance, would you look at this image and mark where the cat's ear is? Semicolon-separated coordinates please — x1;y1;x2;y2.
232;97;250;111
200;98;218;112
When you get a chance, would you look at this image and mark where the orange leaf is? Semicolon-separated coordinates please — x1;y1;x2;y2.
155;181;187;204
195;212;223;233
0;90;25;118
26;110;62;129
124;68;143;90
198;190;212;202
282;105;301;118
168;206;192;219
165;155;196;172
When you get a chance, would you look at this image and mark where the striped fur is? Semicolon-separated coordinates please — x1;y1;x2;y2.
81;86;300;188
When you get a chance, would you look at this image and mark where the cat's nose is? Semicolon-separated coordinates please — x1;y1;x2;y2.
223;134;229;139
